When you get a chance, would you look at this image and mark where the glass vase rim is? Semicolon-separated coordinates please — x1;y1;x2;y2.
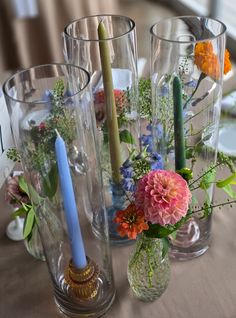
2;62;90;106
150;15;227;44
63;14;136;42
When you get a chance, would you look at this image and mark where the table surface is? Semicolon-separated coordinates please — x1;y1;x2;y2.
1;182;236;318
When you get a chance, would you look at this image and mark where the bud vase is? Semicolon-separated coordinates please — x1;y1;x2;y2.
63;15;139;245
127;234;170;302
3;63;115;318
150;16;226;260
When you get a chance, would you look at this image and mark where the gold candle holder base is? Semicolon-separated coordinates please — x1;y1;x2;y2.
64;257;100;300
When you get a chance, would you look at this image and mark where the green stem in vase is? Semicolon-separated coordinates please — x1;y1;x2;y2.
173;76;186;171
98;20;122;184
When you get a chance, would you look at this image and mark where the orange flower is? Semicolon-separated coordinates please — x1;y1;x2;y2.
113;203;149;239
194;42;232;80
224;49;232;75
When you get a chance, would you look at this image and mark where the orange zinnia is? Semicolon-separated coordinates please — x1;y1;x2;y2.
113;203;149;239
194;42;232;80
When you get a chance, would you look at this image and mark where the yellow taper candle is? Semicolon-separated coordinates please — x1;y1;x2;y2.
98;20;122;184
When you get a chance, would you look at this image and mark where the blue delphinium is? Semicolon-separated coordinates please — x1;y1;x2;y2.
120;159;135;192
120;142;163;193
150;152;163;170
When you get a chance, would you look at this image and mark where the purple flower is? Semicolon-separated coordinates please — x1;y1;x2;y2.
150;152;163;170
140;134;153;152
122;158;132;169
122;178;135;192
120;166;133;179
146;123;152;131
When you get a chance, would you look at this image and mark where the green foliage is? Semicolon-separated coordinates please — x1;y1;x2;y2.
7;148;21;162
216;172;236;199
216;172;236;188
199;167;216;190
177;167;193;181
42;163;58;198
27;79;76;172
138;78;152;119
23;207;36;240
18;175;30;196
144;216;189;239
202;198;212;218
119;129;135;144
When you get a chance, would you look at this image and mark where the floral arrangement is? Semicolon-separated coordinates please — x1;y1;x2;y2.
5;79;74;240
113;43;235;255
5;173;35;241
114;146;236;252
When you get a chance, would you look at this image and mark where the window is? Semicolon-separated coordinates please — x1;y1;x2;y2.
170;0;236;59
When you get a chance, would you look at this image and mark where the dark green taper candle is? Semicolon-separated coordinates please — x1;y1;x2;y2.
173;76;186;171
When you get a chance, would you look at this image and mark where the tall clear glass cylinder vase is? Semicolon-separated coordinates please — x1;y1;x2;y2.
150;17;226;260
3;63;115;317
63;15;139;245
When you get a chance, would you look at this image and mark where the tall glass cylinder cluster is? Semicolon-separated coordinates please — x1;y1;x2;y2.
150;17;226;259
63;15;139;244
3;63;115;317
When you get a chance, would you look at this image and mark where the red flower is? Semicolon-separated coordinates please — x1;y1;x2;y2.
94;89;127;125
38;122;46;131
113;203;149;239
5;176;30;207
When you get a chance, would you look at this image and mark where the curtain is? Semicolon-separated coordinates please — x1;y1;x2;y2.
0;0;120;72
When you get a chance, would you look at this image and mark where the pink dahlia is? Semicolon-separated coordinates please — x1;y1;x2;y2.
135;170;191;226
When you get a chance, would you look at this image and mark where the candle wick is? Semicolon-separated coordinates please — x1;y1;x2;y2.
99;17;105;24
55;129;60;137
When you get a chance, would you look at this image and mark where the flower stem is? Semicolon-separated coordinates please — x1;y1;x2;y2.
189;162;221;188
191;200;236;214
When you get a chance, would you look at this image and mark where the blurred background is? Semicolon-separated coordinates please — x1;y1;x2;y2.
0;0;236;76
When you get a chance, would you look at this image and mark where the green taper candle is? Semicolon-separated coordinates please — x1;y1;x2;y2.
98;20;122;184
173;76;186;171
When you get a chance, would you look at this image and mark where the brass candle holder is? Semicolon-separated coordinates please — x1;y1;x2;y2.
64;257;100;300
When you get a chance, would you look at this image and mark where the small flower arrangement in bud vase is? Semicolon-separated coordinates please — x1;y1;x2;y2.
114;145;236;302
113;41;236;301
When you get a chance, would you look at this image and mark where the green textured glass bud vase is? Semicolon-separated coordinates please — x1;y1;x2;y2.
127;234;170;302
150;17;226;260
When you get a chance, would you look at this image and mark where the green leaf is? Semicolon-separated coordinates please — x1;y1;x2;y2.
221;184;236;198
12;207;27;218
202;199;212;218
18;175;30;196
191;195;198;205
161;237;169;259
27;184;41;205
23;208;35;239
42;164;58;198
170;230;177;240
216;172;236;188
177;168;193;181
119;129;135;144
199;168;216;190
145;216;189;238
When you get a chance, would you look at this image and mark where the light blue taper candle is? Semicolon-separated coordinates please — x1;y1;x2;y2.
55;130;87;269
